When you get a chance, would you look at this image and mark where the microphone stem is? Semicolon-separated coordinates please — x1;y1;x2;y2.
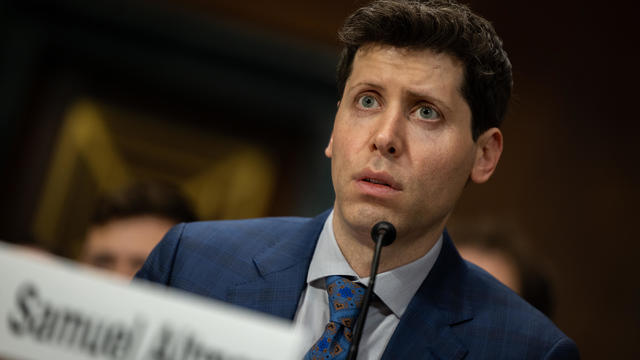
347;233;385;360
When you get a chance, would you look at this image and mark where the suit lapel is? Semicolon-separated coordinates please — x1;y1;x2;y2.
226;210;330;320
382;232;472;360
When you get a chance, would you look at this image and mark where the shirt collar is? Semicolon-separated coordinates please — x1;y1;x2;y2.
307;210;443;317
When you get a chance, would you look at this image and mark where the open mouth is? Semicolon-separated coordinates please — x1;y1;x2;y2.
363;178;391;187
355;170;401;193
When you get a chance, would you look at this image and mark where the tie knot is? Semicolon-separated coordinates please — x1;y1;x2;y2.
325;276;366;328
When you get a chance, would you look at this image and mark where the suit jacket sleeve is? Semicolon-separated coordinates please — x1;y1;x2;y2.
135;223;186;285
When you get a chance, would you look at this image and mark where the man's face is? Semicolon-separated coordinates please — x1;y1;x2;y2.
81;216;175;278
326;45;501;244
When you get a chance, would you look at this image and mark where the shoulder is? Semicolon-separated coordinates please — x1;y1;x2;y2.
140;216;312;264
170;216;309;247
460;261;579;359
165;216;318;264
181;216;317;244
134;212;328;299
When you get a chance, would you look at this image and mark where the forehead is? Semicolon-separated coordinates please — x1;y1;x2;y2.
85;216;174;252
348;45;465;98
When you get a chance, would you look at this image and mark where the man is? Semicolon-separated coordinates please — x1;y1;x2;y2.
136;1;579;358
81;182;196;278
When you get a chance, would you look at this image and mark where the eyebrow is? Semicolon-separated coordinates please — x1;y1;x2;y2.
349;81;383;92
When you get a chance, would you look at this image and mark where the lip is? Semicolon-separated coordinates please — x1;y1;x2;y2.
354;169;402;196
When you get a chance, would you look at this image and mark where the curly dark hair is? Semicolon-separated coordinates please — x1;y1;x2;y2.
337;0;512;140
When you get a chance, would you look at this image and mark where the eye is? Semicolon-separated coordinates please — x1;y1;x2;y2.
414;105;440;121
357;95;379;109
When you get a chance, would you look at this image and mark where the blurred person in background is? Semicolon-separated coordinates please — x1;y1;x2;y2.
452;220;555;318
80;181;196;278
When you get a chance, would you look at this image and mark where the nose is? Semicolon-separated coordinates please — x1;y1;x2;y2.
371;108;404;157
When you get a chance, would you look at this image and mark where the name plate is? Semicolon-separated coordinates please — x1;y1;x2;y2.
0;243;306;360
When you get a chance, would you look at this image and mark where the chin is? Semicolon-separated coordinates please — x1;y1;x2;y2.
341;202;398;232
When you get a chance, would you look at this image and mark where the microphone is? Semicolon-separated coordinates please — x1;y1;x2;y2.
347;221;396;360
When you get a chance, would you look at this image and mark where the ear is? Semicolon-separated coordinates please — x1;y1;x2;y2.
470;128;503;184
324;133;334;158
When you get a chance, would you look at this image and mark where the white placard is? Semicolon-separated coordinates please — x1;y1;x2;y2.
0;243;306;360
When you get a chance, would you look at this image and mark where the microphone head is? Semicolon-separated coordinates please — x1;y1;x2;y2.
371;221;396;247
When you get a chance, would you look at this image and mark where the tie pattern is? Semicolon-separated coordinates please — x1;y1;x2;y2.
304;276;366;360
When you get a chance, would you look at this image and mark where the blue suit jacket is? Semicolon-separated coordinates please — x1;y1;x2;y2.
136;210;579;359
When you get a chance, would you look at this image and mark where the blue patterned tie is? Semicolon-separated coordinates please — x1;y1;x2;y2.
304;276;366;360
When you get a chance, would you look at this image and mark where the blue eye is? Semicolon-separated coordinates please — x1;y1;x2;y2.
358;95;378;109
417;106;439;120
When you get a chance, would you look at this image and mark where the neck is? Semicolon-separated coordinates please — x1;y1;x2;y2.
332;212;445;277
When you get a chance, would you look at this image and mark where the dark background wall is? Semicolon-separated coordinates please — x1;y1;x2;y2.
1;0;638;358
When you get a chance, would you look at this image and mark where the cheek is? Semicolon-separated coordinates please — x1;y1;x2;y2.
331;127;361;164
329;136;347;185
415;140;474;188
330;141;352;185
330;133;363;195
